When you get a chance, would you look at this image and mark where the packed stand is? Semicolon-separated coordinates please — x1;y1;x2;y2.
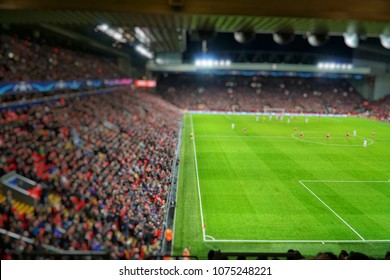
0;33;124;82
156;74;366;115
370;94;390;122
0;90;181;259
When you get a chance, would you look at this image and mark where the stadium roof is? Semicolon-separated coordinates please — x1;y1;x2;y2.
1;0;390;54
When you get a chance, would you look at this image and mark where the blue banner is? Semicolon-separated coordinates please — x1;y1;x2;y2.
0;78;132;96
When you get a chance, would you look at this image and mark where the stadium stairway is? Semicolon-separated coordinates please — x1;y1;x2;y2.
0;186;61;215
0;191;34;215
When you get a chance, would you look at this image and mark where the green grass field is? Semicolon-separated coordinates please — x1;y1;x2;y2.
173;113;390;259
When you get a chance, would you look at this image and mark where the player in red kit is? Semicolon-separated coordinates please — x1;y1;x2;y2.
294;127;298;132
299;131;303;139
346;132;350;140
326;133;330;140
243;127;247;135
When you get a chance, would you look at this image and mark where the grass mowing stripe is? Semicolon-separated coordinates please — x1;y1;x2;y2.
174;115;390;259
190;114;206;240
298;180;366;241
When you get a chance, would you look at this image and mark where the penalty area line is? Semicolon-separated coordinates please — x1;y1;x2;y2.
298;180;365;241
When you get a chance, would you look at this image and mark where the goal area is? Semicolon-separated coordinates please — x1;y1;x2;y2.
263;107;285;118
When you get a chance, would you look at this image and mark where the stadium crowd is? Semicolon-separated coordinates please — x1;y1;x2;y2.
371;94;390;121
0;90;181;259
0;33;123;82
157;74;367;115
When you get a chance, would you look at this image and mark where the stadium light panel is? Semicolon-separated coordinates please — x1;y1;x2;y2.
317;62;353;71
98;24;109;32
135;44;153;59
135;26;151;46
194;58;231;68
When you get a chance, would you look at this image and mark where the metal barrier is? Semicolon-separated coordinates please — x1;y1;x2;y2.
0;228;110;259
161;116;183;255
1;172;37;206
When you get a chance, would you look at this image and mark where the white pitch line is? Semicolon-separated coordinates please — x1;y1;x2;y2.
298;180;366;241
205;235;216;241
190;114;206;241
224;114;233;121
301;180;390;183
203;239;390;243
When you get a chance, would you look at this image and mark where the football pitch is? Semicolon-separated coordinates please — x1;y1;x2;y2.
173;113;390;259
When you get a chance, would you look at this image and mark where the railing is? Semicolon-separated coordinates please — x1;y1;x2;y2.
161;115;184;255
0;87;126;110
0;228;110;259
208;250;303;260
1;172;37;206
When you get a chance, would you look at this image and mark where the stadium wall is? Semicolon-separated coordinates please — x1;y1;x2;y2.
352;58;390;100
373;74;390;100
349;78;374;101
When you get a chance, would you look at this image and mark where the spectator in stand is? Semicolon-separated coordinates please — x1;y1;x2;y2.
0;90;180;260
0;33;124;82
156;73;367;115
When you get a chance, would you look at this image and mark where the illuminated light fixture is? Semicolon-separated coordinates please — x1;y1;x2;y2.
343;32;359;48
306;26;329;47
234;30;256;44
380;33;390;49
96;24;126;43
344;25;366;48
273;26;295;45
317;62;353;70
135;44;154;59
135;26;151;46
99;24;109;32
194;59;231;68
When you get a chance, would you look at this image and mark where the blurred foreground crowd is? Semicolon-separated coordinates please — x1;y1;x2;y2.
0;90;180;259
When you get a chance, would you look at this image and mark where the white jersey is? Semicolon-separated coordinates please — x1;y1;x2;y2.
305;118;309;124
353;130;357;136
232;123;235;129
363;139;367;148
